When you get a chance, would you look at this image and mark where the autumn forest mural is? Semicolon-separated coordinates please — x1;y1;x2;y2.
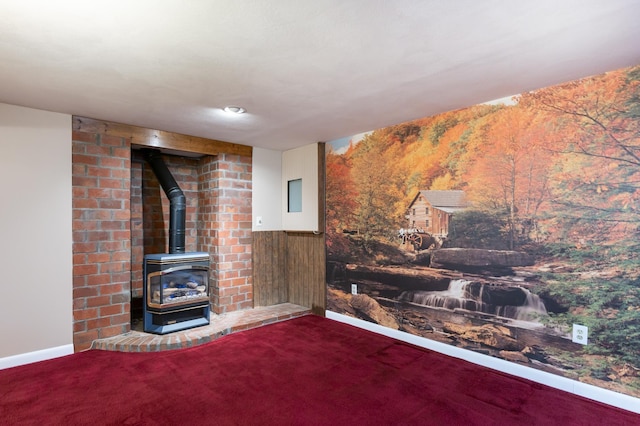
325;64;640;398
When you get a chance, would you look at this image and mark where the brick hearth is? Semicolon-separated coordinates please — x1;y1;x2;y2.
91;304;310;352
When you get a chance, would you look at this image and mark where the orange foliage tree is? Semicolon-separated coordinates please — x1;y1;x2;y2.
528;66;640;245
349;132;406;247
461;105;555;248
325;148;357;255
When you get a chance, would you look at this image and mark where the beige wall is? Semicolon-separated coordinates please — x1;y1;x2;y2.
281;142;320;232
0;103;73;361
252;147;282;231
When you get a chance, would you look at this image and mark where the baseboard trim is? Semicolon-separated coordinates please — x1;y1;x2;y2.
0;344;74;370
326;311;640;414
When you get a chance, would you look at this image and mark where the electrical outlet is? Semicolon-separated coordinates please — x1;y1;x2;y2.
351;284;358;295
572;324;588;345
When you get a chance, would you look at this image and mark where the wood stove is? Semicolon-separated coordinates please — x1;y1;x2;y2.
141;149;210;334
143;252;210;334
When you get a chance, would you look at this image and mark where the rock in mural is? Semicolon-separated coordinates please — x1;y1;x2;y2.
430;248;535;273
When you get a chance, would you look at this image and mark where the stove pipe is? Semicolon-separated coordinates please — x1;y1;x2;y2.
142;149;186;254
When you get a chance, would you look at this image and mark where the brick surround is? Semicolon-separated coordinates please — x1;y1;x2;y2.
72;129;253;351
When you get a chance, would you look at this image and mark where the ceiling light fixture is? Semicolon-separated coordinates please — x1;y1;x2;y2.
223;106;246;114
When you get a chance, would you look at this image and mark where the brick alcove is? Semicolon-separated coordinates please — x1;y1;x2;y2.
72;123;252;351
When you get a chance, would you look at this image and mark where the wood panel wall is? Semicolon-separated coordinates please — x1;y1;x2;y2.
252;231;288;306
252;231;326;316
286;232;326;316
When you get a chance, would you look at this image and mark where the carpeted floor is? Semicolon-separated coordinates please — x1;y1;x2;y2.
1;315;638;425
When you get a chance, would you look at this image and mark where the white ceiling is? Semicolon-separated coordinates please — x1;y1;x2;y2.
1;0;640;151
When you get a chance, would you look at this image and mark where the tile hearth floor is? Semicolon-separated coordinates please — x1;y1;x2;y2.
91;303;312;352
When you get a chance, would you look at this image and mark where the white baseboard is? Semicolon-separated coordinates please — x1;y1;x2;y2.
326;311;640;414
0;344;74;370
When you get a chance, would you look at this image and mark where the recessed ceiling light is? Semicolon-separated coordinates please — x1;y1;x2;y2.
223;106;246;114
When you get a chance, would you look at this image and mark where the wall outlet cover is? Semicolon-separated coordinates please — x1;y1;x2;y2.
572;324;588;345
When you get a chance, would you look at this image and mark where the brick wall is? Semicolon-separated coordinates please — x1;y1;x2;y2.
72;129;253;351
130;159;144;298
142;154;200;254
72;131;131;351
201;154;253;314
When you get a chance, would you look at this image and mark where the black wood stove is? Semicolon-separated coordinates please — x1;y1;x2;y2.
142;149;210;334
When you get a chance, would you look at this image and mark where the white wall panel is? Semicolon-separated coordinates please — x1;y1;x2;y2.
282;143;319;232
0;103;73;361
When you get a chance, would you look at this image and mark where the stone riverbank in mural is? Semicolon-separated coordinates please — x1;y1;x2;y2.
327;243;640;397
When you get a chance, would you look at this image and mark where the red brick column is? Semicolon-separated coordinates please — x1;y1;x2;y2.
130;158;144;298
72;131;131;351
199;154;253;314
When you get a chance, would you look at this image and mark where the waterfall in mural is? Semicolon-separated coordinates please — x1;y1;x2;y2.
398;279;547;322
498;288;548;321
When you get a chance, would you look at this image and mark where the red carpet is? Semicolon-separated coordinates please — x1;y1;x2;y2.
1;315;638;425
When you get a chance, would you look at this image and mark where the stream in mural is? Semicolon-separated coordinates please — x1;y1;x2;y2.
398;279;548;323
325;63;640;398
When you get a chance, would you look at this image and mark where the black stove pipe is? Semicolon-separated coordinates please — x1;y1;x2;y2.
142;149;186;254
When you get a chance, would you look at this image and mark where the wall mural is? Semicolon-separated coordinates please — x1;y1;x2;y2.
325;64;640;398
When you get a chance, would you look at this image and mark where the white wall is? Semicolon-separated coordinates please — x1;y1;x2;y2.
0;103;73;366
281;143;320;232
252;147;283;231
252;144;322;232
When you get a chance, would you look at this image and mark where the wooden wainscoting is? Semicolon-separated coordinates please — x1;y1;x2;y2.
286;232;326;315
253;231;326;316
253;231;288;306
